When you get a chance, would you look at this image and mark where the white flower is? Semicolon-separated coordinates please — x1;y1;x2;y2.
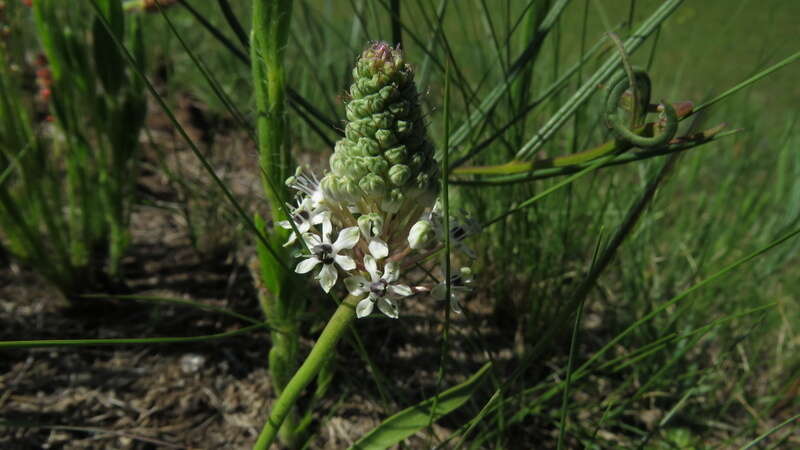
357;213;388;259
277;197;328;247
346;255;413;319
431;267;473;314
295;219;360;293
429;204;479;259
286;169;325;208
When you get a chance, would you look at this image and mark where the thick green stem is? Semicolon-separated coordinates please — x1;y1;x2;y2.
252;0;293;219
253;295;360;450
251;2;300;445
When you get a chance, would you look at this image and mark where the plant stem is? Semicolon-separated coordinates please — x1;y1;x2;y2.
253;294;360;450
252;0;293;219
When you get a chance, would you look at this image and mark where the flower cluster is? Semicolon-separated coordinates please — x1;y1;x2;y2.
282;42;476;319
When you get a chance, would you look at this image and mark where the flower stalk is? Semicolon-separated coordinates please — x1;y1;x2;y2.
253;294;360;450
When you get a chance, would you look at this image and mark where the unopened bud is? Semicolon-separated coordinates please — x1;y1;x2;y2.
408;219;434;250
456;267;474;285
358;213;384;239
323;41;438;210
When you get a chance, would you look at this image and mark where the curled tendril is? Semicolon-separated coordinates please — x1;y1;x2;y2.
605;68;678;148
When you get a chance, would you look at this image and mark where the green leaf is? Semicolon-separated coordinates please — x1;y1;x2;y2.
31;0;65;81
254;213;283;299
92;0;125;95
349;362;492;450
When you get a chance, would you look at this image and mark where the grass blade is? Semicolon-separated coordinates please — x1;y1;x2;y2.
0;324;264;349
350;363;492;450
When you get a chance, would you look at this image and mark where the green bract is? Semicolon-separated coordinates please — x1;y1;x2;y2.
321;42;437;211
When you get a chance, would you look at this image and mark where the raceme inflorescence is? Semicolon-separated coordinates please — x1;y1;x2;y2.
282;41;476;318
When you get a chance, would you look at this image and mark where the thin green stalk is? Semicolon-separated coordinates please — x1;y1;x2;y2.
482;151;622;228
741;413;800;450
515;0;684;160
0;324;264;349
689;49;800;118
447;0;571;150
450;34;608;169
452;128;740;186
556;232;601;449
81;294;268;327
428;62;453;443
177;0;341;142
88;0;288;271
217;0;250;50
253;294;361;450
157;3;252;137
457;155;678;448
389;0;402;46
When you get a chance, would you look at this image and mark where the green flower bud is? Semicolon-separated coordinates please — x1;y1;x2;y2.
285;167;303;187
358;213;384;239
323;41;438;209
388;164;411;186
358;173;386;196
408;219;434;250
415;172;431;191
357;137;381;156
329;151;346;173
458;267;474;284
381;188;404;213
363;156;389;176
384;145;407;165
388;100;410;118
322;174;360;202
374;129;396;148
396;120;412;136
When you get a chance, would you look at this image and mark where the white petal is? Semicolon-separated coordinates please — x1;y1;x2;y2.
333;226;360;251
450;297;463;314
382;261;400;283
295;257;320;274
368;238;389;260
345;275;369;295
356;298;374;318
282;232;298;247
311;189;325;206
377;297;399;319
298;221;311;233
390;284;413;297
302;233;322;248
311;210;328;225
334;254;356;271
277;220;292;230
321;217;333;239
364;255;379;280
318;264;338;293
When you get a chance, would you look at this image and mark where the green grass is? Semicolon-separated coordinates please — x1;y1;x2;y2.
1;0;798;448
